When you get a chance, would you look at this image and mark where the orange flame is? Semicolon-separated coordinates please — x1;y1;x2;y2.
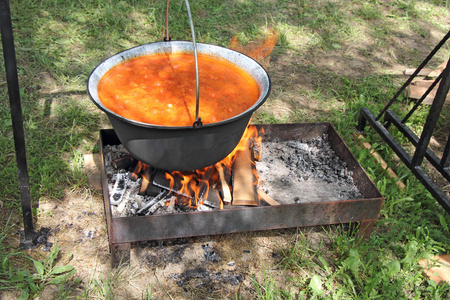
218;124;263;169
161;124;264;209
228;27;279;68
134;161;146;174
164;170;210;209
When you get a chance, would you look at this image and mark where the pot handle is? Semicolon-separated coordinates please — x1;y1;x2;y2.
165;0;203;128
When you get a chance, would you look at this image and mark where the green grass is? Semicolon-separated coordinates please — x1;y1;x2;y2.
0;217;76;299
1;0;450;298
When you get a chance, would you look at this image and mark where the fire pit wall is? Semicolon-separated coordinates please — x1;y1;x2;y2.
99;123;384;266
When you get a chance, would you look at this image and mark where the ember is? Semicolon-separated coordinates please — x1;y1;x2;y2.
103;124;362;218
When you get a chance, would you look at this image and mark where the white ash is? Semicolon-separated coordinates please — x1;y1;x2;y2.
103;144;131;180
256;134;362;204
107;170;175;218
105;144;207;218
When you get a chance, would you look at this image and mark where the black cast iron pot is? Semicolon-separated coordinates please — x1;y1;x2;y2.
88;41;271;171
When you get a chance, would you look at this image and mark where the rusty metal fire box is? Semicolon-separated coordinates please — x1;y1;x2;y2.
99;123;384;265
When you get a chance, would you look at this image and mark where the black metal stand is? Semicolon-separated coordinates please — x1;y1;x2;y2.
358;31;450;213
0;0;36;245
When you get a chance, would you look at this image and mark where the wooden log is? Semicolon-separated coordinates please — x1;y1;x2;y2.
215;163;232;203
198;165;216;186
427;60;448;78
110;172;127;205
146;182;163;197
406;84;450;105
148;196;171;215
137;190;167;214
257;189;280;206
403;68;433;76
353;133;406;191
197;180;209;202
252;139;262;161
203;188;221;209
419;254;450;285
139;167;152;195
129;163;141;181
412;79;436;87
232;145;258;206
152;170;172;191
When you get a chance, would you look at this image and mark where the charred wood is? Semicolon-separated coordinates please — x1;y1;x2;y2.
148;197;169;215
252;139;262;162
129;163;141;181
137;190;168;215
111;155;137;170
203;188;221;209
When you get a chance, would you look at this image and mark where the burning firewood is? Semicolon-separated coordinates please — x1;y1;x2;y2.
215;163;232;204
129;163;141;181
197;204;213;211
137;190;168;215
201;188;221;210
252;138;262;162
148;197;169;215
232;144;258;206
138;166;152;195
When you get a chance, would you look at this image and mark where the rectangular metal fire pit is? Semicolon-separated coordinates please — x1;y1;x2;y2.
99;123;384;265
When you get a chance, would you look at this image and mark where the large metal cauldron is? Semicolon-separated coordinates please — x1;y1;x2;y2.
88;41;271;171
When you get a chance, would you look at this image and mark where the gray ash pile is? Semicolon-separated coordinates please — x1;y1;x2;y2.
256;134;362;203
103;145;218;218
103;133;363;218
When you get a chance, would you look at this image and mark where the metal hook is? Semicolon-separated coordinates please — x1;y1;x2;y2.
164;0;202;127
184;0;201;127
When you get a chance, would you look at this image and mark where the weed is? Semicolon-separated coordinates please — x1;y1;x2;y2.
143;285;153;299
253;267;295;299
79;263;146;299
0;218;75;299
255;112;281;124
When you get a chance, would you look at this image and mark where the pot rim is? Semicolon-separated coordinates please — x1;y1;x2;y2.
87;40;271;130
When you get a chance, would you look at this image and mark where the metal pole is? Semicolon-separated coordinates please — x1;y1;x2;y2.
0;0;35;243
184;0;202;128
402;72;444;124
412;59;450;167
442;134;450;168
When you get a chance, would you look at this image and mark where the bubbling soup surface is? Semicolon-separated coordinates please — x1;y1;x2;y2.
98;52;260;126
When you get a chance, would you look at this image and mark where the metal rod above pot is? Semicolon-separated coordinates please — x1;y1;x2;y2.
166;0;202;127
184;0;202;127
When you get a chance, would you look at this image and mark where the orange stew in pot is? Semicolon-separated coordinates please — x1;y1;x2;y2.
98;53;260;126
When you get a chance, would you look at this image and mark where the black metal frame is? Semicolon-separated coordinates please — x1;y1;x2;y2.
0;0;35;244
358;31;450;213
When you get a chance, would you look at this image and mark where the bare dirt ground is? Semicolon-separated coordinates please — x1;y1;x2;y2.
30;184;334;299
